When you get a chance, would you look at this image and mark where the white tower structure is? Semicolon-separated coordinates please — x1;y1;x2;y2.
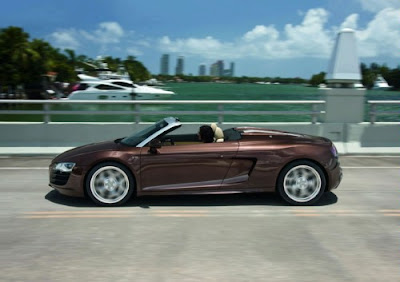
326;29;362;87
321;29;365;123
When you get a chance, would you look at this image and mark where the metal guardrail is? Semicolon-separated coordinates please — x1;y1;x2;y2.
0;99;325;124
368;101;400;124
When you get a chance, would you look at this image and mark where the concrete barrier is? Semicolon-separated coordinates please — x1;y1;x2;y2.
0;121;398;155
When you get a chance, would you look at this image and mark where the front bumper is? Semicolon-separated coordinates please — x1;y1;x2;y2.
49;164;86;197
328;162;342;191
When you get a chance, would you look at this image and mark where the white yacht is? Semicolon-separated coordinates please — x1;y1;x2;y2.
68;76;175;100
372;75;391;90
143;78;165;86
353;82;364;88
70;60;175;100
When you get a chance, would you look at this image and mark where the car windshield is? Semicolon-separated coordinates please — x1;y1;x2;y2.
121;119;168;146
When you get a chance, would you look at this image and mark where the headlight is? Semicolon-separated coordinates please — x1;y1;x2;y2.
55;162;76;173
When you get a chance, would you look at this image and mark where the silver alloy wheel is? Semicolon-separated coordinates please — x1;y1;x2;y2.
89;166;130;204
283;165;322;203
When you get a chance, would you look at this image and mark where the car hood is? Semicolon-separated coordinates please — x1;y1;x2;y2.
53;140;119;163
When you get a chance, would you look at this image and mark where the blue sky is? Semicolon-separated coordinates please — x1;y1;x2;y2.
1;0;399;78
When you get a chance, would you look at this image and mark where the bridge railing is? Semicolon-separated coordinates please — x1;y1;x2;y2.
368;100;400;124
0;99;326;124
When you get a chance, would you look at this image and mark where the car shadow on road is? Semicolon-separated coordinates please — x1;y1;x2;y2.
45;190;338;208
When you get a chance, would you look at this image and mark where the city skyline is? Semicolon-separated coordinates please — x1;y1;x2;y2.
1;0;399;78
160;54;235;77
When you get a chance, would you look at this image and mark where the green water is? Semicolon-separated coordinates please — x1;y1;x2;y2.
1;83;399;122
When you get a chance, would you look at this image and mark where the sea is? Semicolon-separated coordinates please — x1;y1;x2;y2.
1;83;399;123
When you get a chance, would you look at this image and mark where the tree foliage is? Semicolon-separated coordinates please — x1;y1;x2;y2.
360;62;399;89
309;63;400;90
0;26;152;90
309;72;326;86
124;56;151;82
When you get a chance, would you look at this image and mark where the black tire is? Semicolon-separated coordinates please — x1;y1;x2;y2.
277;160;326;205
85;162;135;206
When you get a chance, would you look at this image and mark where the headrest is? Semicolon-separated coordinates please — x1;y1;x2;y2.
210;123;224;142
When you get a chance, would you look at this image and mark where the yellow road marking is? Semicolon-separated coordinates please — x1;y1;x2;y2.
18;209;400;219
291;210;317;213
378;210;400;213
20;214;136;219
24;210;207;214
154;214;206;217
24;210;135;214
20;210;208;219
328;210;358;213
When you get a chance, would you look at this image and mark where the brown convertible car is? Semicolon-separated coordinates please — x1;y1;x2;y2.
49;117;342;206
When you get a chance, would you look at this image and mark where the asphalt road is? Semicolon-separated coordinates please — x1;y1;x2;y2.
0;156;399;281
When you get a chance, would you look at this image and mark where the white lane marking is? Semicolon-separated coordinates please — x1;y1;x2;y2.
342;167;400;169
342;156;400;158
0;167;48;170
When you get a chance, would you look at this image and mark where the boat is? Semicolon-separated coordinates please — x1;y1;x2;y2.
372;75;391;90
69;61;175;100
143;78;165;86
353;82;364;88
68;75;175;100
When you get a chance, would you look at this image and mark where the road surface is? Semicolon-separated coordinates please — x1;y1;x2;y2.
0;156;399;281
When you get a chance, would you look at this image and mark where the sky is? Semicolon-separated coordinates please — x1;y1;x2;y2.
1;0;399;78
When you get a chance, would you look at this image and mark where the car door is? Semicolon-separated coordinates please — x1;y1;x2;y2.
139;141;239;192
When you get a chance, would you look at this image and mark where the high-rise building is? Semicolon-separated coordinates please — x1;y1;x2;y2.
160;54;169;75
175;56;184;75
210;60;225;77
199;64;206;76
210;63;218;77
230;62;235;77
217;60;224;77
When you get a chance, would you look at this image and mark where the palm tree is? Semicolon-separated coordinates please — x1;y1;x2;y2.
0;26;39;85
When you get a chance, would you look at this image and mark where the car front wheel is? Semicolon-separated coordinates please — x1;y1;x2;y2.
86;162;134;206
277;160;326;205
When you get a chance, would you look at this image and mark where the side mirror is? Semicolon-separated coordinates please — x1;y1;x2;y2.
148;139;162;154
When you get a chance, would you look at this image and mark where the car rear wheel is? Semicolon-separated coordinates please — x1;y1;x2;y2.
277;160;326;205
86;162;134;206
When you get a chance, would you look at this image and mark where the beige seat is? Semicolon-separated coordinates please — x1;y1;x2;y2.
210;123;224;142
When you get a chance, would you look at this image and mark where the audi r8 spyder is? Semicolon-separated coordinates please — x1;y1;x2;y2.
49;117;342;206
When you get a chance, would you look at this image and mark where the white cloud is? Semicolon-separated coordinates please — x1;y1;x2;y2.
136;40;151;47
356;8;400;57
49;22;128;54
127;47;143;56
48;7;400;65
49;30;80;49
243;25;279;41
160;35;229;58
159;7;400;62
282;8;332;58
357;0;400;12
81;22;124;44
340;14;359;30
159;8;333;60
